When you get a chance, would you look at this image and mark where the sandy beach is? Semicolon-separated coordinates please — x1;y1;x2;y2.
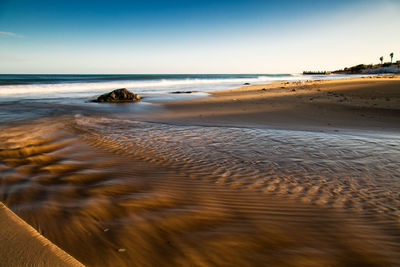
1;75;400;266
154;75;400;132
2;0;400;265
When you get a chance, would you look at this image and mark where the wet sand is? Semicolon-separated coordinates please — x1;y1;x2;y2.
1;75;400;266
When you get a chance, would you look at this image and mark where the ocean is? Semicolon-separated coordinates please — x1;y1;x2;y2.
0;73;360;123
0;73;358;100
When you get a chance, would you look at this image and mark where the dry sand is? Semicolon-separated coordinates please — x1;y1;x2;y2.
152;74;400;132
0;202;83;266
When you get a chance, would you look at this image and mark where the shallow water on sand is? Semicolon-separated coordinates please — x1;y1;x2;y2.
0;116;400;266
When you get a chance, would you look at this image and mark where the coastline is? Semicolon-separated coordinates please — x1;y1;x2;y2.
149;74;400;133
1;74;400;265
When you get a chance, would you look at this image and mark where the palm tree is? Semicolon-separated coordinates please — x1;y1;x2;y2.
390;52;394;63
380;56;383;64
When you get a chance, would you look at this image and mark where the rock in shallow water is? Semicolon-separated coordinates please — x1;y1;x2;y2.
95;88;141;103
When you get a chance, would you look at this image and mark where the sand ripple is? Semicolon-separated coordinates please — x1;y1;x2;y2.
75;115;400;220
0;116;399;266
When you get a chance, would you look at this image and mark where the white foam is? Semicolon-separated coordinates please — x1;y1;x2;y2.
0;76;290;96
0;74;357;99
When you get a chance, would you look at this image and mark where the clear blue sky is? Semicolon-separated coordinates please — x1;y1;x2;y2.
0;0;399;73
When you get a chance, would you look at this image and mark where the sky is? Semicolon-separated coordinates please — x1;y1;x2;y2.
0;0;399;74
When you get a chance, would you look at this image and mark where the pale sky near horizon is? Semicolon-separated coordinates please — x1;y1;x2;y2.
0;0;399;74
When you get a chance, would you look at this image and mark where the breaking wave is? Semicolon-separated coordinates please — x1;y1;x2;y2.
0;74;354;98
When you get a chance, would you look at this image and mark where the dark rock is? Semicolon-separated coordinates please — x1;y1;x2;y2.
243;83;250;85
171;91;196;94
95;88;140;103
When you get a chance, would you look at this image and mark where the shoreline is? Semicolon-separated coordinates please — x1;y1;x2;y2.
143;74;400;133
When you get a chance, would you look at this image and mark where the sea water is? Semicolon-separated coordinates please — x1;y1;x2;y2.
0;73;361;123
0;73;358;99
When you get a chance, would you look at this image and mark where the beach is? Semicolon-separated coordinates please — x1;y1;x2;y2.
154;75;400;132
1;75;400;266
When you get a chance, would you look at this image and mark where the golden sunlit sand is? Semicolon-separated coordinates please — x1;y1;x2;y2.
154;75;400;132
1;75;400;266
0;203;83;266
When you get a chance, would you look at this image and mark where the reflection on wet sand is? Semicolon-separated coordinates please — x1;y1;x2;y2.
1;116;400;266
